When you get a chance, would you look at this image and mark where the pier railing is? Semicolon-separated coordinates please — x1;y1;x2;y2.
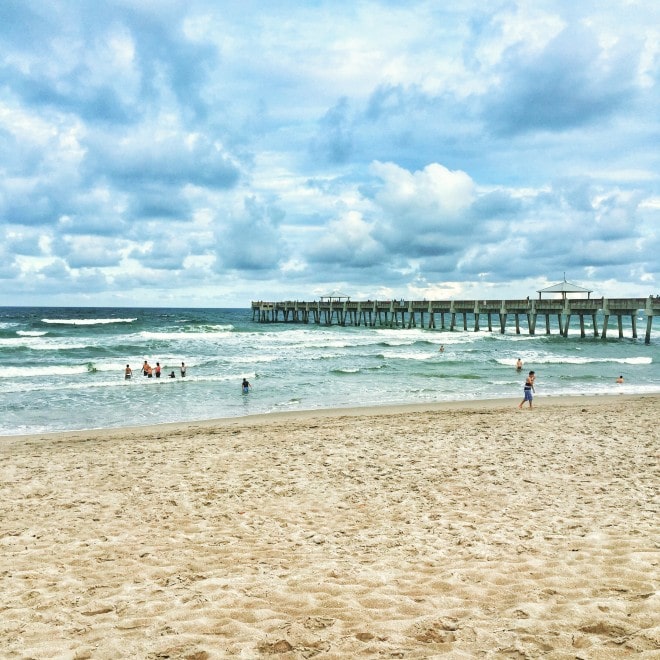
251;297;660;343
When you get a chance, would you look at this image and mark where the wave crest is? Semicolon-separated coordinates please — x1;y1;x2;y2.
41;318;137;325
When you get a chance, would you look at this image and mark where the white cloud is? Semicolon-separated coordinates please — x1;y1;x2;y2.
372;161;475;223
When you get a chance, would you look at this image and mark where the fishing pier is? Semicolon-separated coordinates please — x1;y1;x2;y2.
251;296;660;344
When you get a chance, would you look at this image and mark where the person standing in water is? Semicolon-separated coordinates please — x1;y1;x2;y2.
242;378;251;394
125;364;132;380
516;358;523;371
180;362;186;377
519;371;535;409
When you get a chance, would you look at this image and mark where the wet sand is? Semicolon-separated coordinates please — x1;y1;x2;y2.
1;395;659;658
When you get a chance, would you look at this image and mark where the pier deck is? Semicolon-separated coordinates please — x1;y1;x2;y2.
251;297;660;343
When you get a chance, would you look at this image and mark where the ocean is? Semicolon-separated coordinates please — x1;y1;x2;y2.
0;306;657;436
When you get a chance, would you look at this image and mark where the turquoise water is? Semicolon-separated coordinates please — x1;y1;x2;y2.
0;306;657;436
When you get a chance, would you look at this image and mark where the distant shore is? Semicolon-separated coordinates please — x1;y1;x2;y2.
2;393;658;657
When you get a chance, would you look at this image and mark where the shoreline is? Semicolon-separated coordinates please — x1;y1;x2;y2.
1;391;657;443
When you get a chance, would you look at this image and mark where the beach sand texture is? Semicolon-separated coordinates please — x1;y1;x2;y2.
1;395;659;658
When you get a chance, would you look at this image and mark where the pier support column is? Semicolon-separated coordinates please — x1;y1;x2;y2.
487;313;493;332
592;313;599;337
618;315;623;338
474;313;480;332
631;313;637;339
545;315;551;335
579;315;586;338
450;313;456;331
499;313;507;334
515;314;520;334
528;313;536;335
602;314;609;339
563;314;571;337
646;316;653;344
463;313;468;331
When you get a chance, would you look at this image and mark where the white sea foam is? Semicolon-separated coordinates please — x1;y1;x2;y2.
178;324;234;333
383;352;438;361
138;330;234;341
497;356;652;366
41;318;137;325
1;365;90;378
0;337;89;350
16;330;48;337
225;355;278;364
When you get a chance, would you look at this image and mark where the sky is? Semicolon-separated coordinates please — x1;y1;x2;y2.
1;0;658;308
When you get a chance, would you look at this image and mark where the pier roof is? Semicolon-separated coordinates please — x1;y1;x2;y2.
538;278;593;299
319;291;351;302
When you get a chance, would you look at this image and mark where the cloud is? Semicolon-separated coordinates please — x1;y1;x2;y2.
84;128;241;190
307;210;384;267
370;161;476;246
213;195;285;271
483;22;639;135
0;1;658;305
311;97;354;164
51;236;126;269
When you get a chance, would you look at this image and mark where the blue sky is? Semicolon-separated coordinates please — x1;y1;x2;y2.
1;0;658;307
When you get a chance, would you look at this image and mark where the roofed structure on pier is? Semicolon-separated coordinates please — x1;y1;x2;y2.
319;291;351;302
537;277;593;299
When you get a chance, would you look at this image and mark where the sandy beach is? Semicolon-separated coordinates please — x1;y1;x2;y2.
1;394;658;659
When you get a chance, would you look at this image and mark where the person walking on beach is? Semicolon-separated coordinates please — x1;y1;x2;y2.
180;362;186;377
519;371;535;409
242;378;251;394
125;364;132;380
